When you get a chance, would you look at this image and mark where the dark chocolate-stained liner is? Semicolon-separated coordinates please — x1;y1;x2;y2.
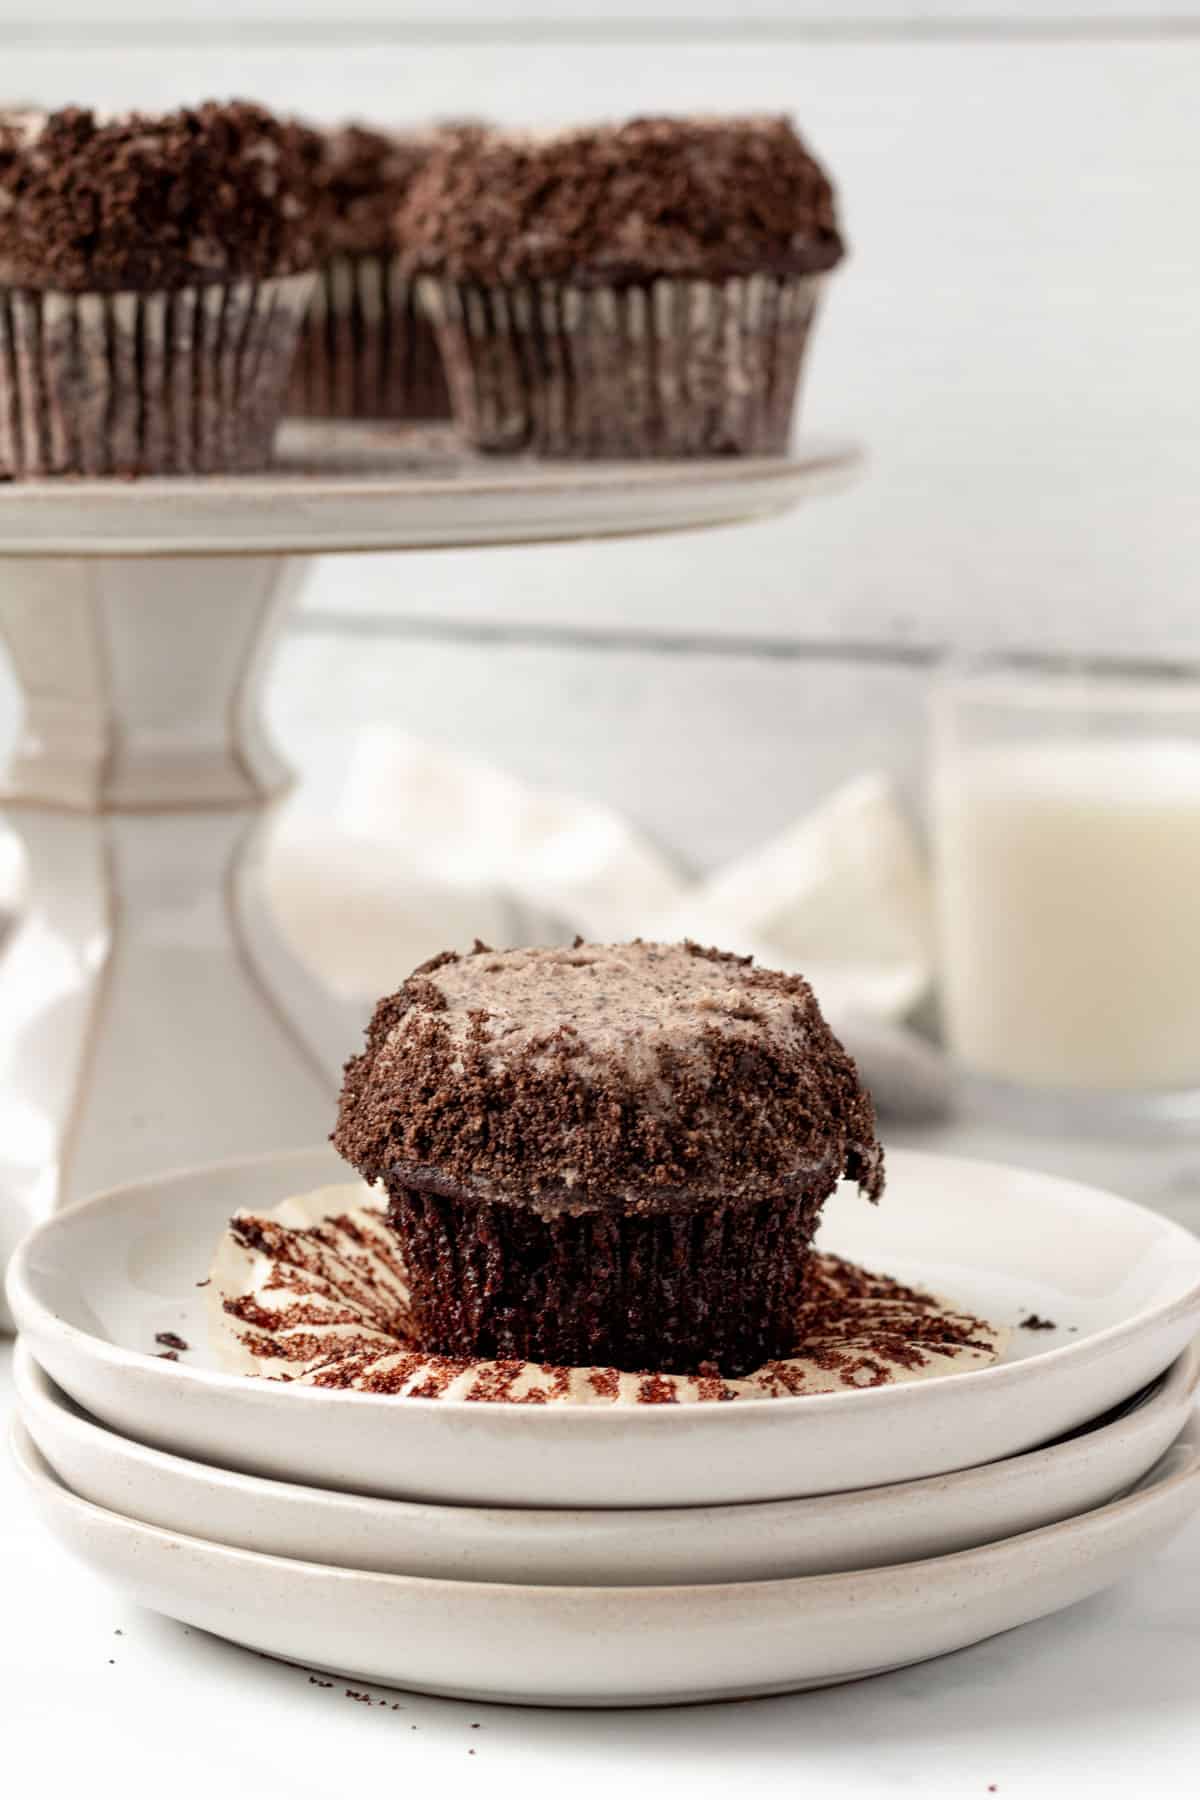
531;284;567;454
0;271;312;478
213;286;241;470
328;257;356;416
7;291;44;470
0;290;23;466
386;1184;828;1377
287;251;452;422
193;286;219;472
355;253;384;417
422;271;825;458
77;296;107;473
243;279;290;456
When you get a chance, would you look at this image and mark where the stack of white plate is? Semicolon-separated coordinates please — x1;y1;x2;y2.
8;1145;1200;1707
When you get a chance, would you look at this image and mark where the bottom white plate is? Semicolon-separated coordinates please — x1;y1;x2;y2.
13;1415;1200;1707
14;1340;1197;1585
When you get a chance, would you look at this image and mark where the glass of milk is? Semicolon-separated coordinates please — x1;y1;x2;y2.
930;653;1200;1129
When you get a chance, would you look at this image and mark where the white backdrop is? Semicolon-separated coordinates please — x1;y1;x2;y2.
3;3;1199;25
3;7;1199;865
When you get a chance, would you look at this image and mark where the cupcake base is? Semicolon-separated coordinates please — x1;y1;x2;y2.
386;1184;830;1377
287;253;452;422
210;1188;1009;1402
420;272;823;458
0;273;312;479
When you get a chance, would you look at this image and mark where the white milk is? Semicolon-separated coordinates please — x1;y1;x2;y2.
932;738;1200;1091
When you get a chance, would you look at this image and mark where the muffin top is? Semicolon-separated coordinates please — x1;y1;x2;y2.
334;939;883;1214
0;101;317;291
396;115;844;285
297;123;447;258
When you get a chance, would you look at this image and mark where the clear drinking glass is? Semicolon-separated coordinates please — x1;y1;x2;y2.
929;652;1200;1132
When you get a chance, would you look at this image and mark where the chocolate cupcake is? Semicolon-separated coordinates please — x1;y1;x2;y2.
287;124;453;423
0;102;316;477
398;115;844;458
334;940;883;1378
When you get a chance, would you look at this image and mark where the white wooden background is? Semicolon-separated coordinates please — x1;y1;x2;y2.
2;4;1199;869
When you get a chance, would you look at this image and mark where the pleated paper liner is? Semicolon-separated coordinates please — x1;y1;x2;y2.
0;270;312;478
287;252;452;422
421;271;825;457
208;1187;1008;1404
388;1182;830;1377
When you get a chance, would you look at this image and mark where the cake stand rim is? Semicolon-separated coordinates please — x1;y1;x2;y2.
0;432;862;559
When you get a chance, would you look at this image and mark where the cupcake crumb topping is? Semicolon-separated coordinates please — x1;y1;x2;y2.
334;939;883;1212
0;100;318;291
397;115;845;285
295;121;466;259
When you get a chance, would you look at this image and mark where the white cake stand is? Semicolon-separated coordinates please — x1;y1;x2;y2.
0;421;857;1321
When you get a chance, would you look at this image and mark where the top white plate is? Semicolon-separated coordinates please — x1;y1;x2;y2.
8;1145;1200;1508
0;422;858;557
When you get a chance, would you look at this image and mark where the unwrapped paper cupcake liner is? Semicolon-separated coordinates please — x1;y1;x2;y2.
287;252;452;422
208;1187;1009;1400
386;1182;830;1377
420;271;825;457
0;270;313;478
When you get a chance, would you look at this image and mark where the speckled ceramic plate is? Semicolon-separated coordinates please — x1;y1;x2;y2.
14;1338;1196;1585
8;1146;1200;1507
12;1416;1200;1706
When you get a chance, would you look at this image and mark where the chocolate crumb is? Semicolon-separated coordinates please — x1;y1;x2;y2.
1020;1313;1056;1332
308;1675;333;1689
155;1331;189;1351
156;1350;179;1361
298;122;454;258
195;1278;211;1288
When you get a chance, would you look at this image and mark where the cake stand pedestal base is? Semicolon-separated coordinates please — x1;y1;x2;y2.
0;555;344;1326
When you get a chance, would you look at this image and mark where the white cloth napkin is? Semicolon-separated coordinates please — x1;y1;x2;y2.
265;728;946;1120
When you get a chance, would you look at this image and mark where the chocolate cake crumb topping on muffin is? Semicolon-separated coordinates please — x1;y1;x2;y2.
298;123;443;258
398;115;844;286
298;122;485;259
335;939;883;1214
0;101;317;290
